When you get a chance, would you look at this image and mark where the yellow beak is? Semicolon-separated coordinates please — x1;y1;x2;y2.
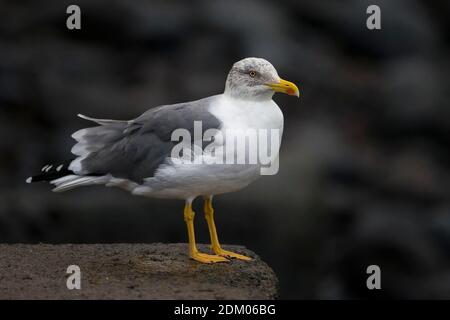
266;78;300;97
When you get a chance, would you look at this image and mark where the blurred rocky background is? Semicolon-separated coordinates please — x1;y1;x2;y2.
1;0;449;299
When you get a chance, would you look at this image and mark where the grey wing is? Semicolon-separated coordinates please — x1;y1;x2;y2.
70;96;222;183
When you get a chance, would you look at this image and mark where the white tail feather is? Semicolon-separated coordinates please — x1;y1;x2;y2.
51;175;109;192
77;114;126;125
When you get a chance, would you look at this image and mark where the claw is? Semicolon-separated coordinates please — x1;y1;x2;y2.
190;251;229;264
214;248;252;261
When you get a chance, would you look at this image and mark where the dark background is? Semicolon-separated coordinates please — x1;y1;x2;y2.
1;0;450;299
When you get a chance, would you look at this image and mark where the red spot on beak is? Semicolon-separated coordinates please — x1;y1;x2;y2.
286;88;295;96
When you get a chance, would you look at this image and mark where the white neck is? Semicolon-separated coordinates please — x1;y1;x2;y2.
223;87;275;102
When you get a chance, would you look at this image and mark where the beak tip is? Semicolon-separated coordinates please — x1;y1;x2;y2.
288;89;300;98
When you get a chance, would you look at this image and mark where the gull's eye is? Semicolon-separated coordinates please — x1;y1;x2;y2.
249;70;256;78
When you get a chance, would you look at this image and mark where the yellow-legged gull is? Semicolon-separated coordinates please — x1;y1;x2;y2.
27;57;299;263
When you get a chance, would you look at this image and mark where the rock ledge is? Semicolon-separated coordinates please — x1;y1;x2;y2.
0;243;278;299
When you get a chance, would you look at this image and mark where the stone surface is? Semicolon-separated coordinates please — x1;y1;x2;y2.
0;243;278;300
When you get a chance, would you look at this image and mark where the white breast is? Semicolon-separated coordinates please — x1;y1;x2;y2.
210;95;284;170
210;95;284;133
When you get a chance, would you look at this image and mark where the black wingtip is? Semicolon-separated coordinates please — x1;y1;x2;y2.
27;160;75;184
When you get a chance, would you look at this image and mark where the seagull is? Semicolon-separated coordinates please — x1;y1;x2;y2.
27;57;299;263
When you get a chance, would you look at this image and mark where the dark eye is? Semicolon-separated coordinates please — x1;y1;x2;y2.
249;70;256;77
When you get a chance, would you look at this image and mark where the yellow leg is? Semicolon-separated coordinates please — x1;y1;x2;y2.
184;200;228;264
204;196;252;261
